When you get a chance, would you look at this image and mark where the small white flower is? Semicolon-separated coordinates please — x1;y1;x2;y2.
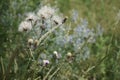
67;52;72;57
37;6;55;19
18;21;32;32
43;60;50;66
53;51;58;55
53;51;61;59
25;12;38;25
52;15;62;25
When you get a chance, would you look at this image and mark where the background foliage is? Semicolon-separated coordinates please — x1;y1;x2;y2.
0;0;120;80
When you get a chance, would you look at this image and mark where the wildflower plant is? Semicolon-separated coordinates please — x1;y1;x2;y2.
17;4;104;79
18;5;68;78
1;0;120;80
18;5;67;49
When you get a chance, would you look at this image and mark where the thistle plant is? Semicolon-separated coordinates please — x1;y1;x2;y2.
10;4;68;79
1;0;120;80
17;5;103;79
18;5;67;49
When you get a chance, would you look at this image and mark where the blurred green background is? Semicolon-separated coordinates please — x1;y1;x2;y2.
0;0;120;80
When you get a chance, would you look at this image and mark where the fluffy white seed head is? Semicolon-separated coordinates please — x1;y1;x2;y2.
25;12;38;25
37;6;55;19
18;21;32;32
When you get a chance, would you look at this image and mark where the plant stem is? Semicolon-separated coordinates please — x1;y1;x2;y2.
1;57;5;79
43;66;54;80
4;48;19;80
48;67;60;80
37;24;62;46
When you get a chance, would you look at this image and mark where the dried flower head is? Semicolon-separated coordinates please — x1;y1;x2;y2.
40;24;46;30
28;38;33;45
25;12;38;25
52;15;63;25
67;52;72;57
66;52;74;63
34;39;38;47
53;51;61;59
18;21;32;32
37;6;55;19
62;16;68;24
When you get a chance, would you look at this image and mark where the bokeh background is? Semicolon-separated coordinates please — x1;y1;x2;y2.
0;0;120;80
